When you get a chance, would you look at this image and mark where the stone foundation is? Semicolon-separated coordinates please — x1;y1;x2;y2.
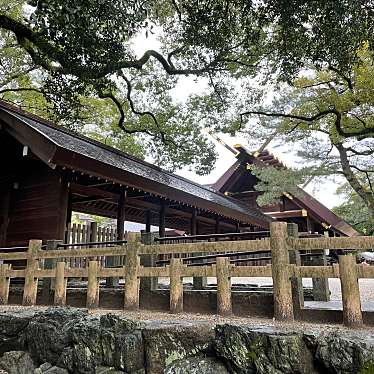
1;308;374;373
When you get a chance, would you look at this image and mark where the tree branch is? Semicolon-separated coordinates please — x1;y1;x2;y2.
0;14;220;80
335;142;374;214
243;108;374;138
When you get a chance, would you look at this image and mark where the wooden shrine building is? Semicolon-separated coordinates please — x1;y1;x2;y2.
209;145;359;237
0;101;272;247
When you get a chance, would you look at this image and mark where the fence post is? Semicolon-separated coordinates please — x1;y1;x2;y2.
124;243;140;310
270;222;294;321
170;258;183;313
0;263;10;305
339;254;362;327
216;257;232;316
42;240;62;299
86;260;100;309
140;231;158;291
287;223;304;318
54;262;67;306
23;239;42;306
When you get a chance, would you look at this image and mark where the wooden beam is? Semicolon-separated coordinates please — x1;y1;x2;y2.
71;186;239;231
265;209;307;219
70;182;118;200
126;198;237;230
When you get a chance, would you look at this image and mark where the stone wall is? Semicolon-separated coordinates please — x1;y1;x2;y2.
0;308;374;374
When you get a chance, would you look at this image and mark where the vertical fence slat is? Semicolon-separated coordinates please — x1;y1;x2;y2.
71;223;76;268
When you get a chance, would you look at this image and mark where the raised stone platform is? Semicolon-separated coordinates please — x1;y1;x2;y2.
1;307;374;374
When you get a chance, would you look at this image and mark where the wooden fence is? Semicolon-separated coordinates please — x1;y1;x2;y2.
64;222;122;267
65;222;117;246
0;222;373;327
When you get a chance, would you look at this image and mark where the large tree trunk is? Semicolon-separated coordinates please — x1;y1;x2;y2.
336;143;374;218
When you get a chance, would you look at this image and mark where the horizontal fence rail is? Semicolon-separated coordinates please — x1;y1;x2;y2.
57;239;127;248
155;231;270;243
0;222;373;327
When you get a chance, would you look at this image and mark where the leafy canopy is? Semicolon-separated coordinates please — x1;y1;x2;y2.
0;0;374;174
234;45;374;215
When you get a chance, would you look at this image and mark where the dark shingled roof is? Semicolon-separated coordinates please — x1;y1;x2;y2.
0;101;272;228
210;146;359;236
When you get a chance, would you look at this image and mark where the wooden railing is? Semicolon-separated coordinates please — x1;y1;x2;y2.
65;222;118;246
0;223;373;327
64;222;122;267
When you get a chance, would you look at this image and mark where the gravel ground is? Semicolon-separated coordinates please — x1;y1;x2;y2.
158;276;374;302
0;304;373;333
1;276;373;329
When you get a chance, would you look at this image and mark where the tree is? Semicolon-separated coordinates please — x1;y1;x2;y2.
1;1;374;173
235;45;374;215
333;184;374;235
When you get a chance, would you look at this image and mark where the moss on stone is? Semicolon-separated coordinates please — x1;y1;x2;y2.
246;337;262;363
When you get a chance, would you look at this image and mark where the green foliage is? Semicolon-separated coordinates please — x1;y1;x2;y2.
359;361;374;374
249;164;308;206
234;45;374;213
333;185;374;235
0;0;374;177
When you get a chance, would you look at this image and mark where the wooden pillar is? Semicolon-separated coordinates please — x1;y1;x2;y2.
215;217;220;234
216;257;232;316
287;223;304;318
306;217;314;233
117;188;126;240
235;222;240;233
86;261;100;309
124;244;139;310
311;231;330;302
170;258;183;313
54;262;67;306
140;232;158;291
270;222;294;321
339;254;362;327
106;188;126;287
66;191;73;225
0;264;10;305
23;239;42;306
0;183;11;247
57;176;70;242
159;201;166;237
191;208;205;289
191;208;197;235
90;221;98;243
145;210;152;233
